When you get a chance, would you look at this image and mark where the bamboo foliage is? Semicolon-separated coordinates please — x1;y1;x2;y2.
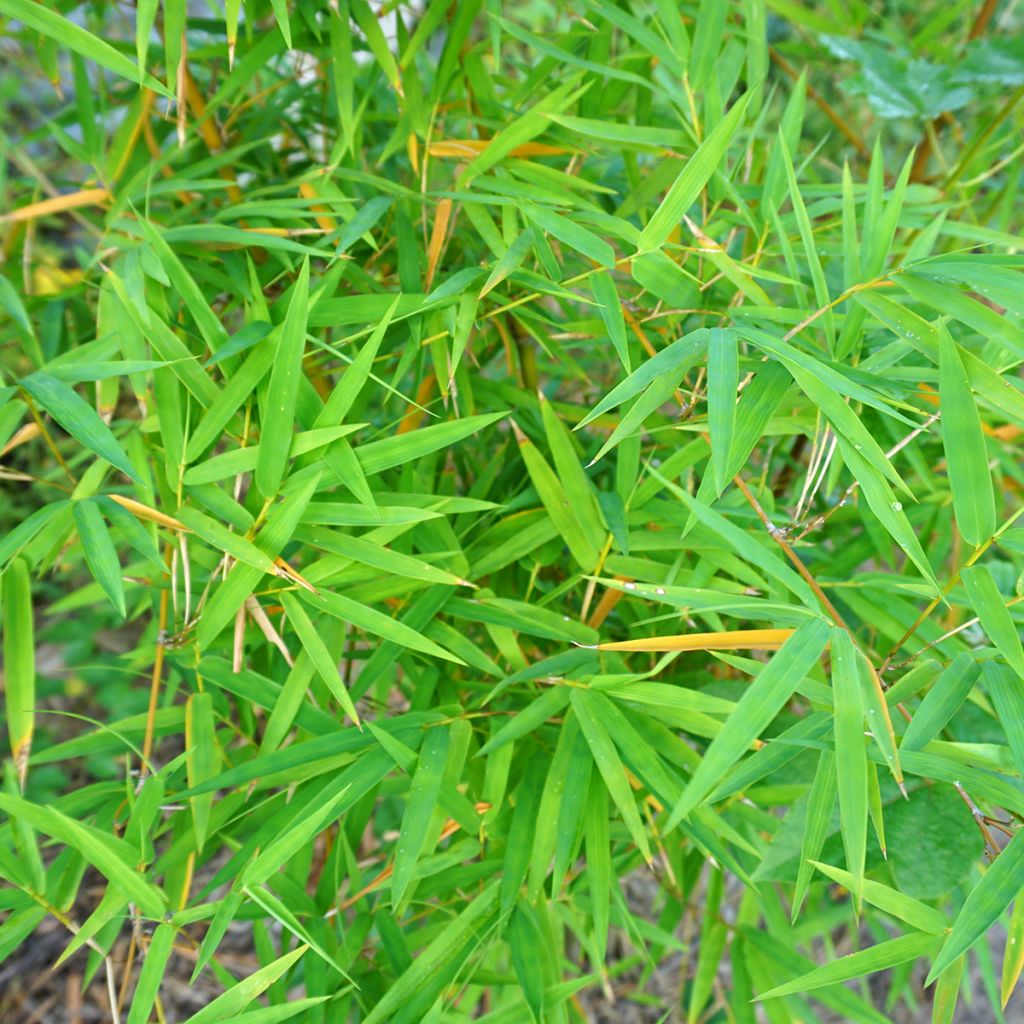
1;1;1023;1021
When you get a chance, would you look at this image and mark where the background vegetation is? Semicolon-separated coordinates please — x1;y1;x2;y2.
1;0;1024;1021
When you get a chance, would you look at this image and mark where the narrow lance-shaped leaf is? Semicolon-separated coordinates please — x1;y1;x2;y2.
255;258;310;498
591;270;630;371
392;725;450;909
72;500;126;617
584;773;612;964
0;793;166;916
758;932;940;1000
2;558;35;782
578;329;708;428
240;784;352;887
539;391;606;557
928;828;1024;983
666;617;830;828
21;372;140;482
514;420;600;571
315;296;400;427
126;923;175;1024
181;946;309;1024
832;626;868;907
932;955;963;1024
901;653;979;751
185;692;217;852
792;750;836;921
638;92;751;251
707;327;739;490
1001;896;1024;1009
361;881;501;1024
571;687;652;863
0;0;171;94
939;325;996;547
524;203;615;267
810;861;948;935
280;590;360;726
962;564;1024;678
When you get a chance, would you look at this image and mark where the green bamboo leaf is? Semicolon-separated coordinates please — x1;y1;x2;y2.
939;326;996;547
587;371;680;465
185;341;277;462
72;500;126;617
349;0;401;93
932;955;963;1024
269;0;292;47
356;412;507;476
184;425;362;485
810;861;948;934
584;774;611;963
500;757;547;914
134;0;159;72
293;525;470;588
758;932;939;1000
832;627;868;905
707;327;739;489
2;558;35;778
515;420;600;571
982;662;1024;777
185;484;255;534
182;946;309;1024
792;750;836;921
552;723;592;895
928;828;1024;983
524;203;615;267
0;275;40;366
1001;896;1024;1009
578;329;709;428
363;881;501;1024
0;793;165;916
255;258;310;497
196;474;321;648
962;564;1024;677
185;692;217;851
240;784;352;887
638;92;751;251
901;653;979;751
315;297;400;428
779;134;834;350
138;219;231;355
280;590;359;725
177;508;277;574
538;391;606;555
856;290;1024;427
900;273;1024;361
527;713;580;900
667;618;829;826
0;0;171;94
590;270;630;371
688;870;727;1024
508;901;545;1024
654;470;819;609
126;922;175;1024
301;588;463;664
571;687;652;863
477;686;571;757
21;372;139;482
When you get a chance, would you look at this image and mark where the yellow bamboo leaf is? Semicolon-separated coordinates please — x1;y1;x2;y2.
589;628;795;653
425;198;452;291
107;494;188;532
3;188;110;224
427;140;571;159
298;181;337;233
